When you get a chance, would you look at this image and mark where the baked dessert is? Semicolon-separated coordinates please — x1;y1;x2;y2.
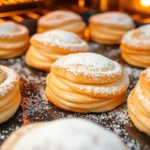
0;65;21;124
45;53;130;113
37;10;86;38
1;118;127;150
89;12;135;44
0;21;29;58
128;68;150;136
26;30;89;72
121;24;150;68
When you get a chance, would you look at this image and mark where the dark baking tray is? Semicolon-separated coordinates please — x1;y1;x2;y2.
0;12;150;150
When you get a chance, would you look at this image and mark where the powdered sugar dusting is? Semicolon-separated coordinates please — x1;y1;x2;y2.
38;10;81;27
53;52;122;80
0;43;149;150
90;12;134;29
66;70;129;96
143;67;150;81
0;21;28;38
14;119;127;150
0;65;19;96
122;24;150;47
32;30;89;51
135;82;150;109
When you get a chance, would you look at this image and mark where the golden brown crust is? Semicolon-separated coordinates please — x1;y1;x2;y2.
89;12;134;45
26;30;89;71
0;21;29;58
45;53;129;113
121;44;150;68
37;11;86;38
128;68;150;136
0;65;21;124
121;25;150;68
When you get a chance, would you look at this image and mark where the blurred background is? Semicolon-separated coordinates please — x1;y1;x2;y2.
0;0;150;34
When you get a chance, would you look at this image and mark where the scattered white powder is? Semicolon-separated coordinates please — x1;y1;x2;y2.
143;67;150;81
52;52;122;81
64;70;129;96
122;24;150;47
14;119;127;150
0;65;19;96
0;21;28;38
90;12;134;29
135;82;150;109
0;43;149;149
32;30;89;51
38;10;81;26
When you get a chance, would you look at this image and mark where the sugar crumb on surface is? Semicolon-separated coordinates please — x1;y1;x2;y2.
0;44;149;150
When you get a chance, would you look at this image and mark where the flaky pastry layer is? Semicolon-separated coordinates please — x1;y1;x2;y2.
37;11;86;38
0;65;21;124
128;68;150;135
0;21;29;58
26;30;89;71
89;12;134;45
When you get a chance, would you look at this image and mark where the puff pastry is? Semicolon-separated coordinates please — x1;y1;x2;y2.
45;53;130;113
37;10;86;38
1;118;127;150
0;65;21;124
89;12;135;44
128;68;150;136
0;21;29;58
121;24;150;68
26;30;89;71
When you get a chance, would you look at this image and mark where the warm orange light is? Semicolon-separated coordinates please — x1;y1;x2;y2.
100;0;108;11
140;0;150;7
0;0;41;5
0;19;5;22
11;15;24;22
78;0;85;7
84;27;90;41
26;12;40;19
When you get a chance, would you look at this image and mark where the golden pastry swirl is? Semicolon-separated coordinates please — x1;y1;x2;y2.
1;119;127;150
121;24;150;68
37;10;86;38
0;65;21;124
26;30;89;72
45;53;130;113
128;68;150;135
0;21;29;59
89;12;135;44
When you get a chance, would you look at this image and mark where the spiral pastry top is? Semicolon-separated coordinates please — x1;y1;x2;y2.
121;24;150;68
0;21;29;58
89;12;135;44
26;30;89;71
1;118;127;150
46;53;130;113
128;68;150;136
37;10;86;38
0;65;21;124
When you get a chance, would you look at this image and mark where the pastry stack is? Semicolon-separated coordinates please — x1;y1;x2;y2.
26;30;89;71
37;10;86;38
121;24;150;68
0;65;21;124
89;12;135;44
0;10;150;150
128;68;150;136
46;53;130;113
0;21;29;59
